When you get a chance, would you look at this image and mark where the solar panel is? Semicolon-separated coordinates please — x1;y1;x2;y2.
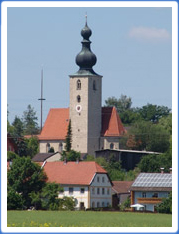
132;173;172;188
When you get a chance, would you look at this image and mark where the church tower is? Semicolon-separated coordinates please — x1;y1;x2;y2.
69;18;102;155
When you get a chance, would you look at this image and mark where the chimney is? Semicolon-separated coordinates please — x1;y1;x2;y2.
160;167;164;174
64;158;67;165
76;158;79;164
169;168;172;174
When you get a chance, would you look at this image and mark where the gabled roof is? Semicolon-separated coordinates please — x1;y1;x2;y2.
32;152;60;162
38;107;125;141
41;161;107;185
38;108;69;140
130;173;172;191
112;181;133;194
101;107;126;137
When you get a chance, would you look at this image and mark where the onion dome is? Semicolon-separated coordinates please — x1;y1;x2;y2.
73;18;99;76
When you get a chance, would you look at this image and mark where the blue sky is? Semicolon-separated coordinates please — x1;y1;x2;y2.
7;5;172;126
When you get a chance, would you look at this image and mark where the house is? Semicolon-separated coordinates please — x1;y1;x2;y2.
7;133;17;152
32;152;62;162
38;19;126;156
130;171;172;212
41;161;113;210
112;181;133;209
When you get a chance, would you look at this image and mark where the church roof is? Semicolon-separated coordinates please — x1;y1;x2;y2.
41;161;108;185
38;107;125;140
38;108;69;140
101;107;126;137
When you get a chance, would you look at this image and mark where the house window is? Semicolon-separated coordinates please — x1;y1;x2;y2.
92;201;95;208
97;177;100;183
102;177;105;183
97;202;100;208
69;187;74;194
102;202;105;207
142;192;146;198
97;188;100;195
153;193;158;198
92;188;95;195
107;188;110;195
59;142;63;152
102;188;105;195
77;95;81;103
93;80;96;90
46;143;50;152
80;188;85;194
110;143;114;149
77;80;81;90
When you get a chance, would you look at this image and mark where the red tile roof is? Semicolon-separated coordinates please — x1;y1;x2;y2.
38;108;69;140
101;107;126;137
38;107;125;140
42;161;107;185
112;181;133;194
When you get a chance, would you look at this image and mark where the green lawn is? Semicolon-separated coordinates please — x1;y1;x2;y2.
7;211;172;227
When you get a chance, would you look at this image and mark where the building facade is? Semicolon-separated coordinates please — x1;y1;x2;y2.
41;161;112;210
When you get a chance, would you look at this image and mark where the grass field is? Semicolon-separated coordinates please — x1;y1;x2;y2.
7;211;172;227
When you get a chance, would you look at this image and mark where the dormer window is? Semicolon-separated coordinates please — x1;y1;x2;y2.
77;80;81;90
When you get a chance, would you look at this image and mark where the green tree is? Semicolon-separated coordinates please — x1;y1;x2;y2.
61;150;80;162
7;185;25;210
65;120;72;152
127;121;170;152
59;196;76;211
7;151;18;162
25;136;39;158
105;95;132;114
156;192;172;214
12;116;24;137
138;104;171;123
40;183;63;210
23;104;39;135
7;156;47;209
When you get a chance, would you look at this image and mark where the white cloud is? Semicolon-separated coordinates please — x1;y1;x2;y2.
128;27;171;41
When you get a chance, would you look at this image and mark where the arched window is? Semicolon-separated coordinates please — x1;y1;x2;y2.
97;202;100;208
93;80;96;90
59;142;63;152
77;95;81;103
46;143;50;153
110;143;114;149
77;80;81;90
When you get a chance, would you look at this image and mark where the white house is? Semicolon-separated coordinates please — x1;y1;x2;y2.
41;161;113;210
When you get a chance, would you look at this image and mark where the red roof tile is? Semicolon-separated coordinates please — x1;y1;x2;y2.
101;107;126;137
38;108;69;140
38;107;125;140
112;181;133;194
42;161;107;185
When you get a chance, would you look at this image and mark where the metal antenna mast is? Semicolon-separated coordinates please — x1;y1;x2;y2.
38;68;46;131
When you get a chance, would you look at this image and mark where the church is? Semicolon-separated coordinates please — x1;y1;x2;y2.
38;19;125;156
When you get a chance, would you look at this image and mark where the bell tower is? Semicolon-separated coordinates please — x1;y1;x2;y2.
69;17;102;155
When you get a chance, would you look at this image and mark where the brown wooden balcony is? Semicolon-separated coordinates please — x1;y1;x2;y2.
137;197;162;204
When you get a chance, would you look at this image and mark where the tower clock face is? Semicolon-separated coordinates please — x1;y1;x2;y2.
76;105;82;112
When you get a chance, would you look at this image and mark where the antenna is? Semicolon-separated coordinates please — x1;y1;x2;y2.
38;67;46;131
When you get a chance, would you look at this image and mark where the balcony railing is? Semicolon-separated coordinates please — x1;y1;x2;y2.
137;197;162;204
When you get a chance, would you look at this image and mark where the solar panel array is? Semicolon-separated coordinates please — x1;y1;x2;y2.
132;173;172;188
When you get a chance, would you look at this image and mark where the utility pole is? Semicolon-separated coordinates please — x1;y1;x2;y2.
38;68;46;131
